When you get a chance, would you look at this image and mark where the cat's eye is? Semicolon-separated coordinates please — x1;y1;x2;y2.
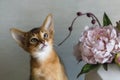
43;33;48;39
30;38;39;44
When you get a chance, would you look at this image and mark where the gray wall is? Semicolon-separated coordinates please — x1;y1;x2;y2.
0;0;120;80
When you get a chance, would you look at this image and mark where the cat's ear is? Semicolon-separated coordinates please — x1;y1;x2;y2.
10;28;26;46
42;14;54;34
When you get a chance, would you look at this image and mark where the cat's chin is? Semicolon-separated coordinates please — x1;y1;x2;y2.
32;44;52;61
38;43;48;51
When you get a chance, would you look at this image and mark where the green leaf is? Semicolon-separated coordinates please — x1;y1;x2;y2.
77;64;100;78
103;63;108;71
103;12;112;26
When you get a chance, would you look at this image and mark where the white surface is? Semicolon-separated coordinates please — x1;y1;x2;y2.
0;0;120;80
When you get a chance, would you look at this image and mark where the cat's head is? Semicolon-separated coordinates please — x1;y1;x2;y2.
10;14;54;55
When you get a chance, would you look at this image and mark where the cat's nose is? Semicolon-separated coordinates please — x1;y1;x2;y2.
39;40;45;44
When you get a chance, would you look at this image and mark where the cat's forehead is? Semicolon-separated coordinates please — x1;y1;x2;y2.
29;27;40;33
28;27;48;38
29;27;47;33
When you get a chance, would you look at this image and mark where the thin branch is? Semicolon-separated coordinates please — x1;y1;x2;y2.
58;16;78;46
58;12;101;46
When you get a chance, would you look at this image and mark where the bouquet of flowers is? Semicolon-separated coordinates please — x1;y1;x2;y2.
58;12;120;78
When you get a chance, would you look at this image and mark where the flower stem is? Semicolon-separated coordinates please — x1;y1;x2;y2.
58;16;78;46
58;12;101;46
89;12;101;26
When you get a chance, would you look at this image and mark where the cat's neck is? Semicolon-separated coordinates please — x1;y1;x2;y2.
31;45;58;65
33;46;52;61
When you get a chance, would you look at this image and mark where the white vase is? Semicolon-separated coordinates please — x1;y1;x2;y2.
85;64;120;80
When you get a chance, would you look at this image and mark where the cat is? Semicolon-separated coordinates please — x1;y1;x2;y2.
10;14;68;80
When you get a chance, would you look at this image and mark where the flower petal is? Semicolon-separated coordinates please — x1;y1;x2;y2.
110;28;117;39
95;40;105;50
106;40;115;52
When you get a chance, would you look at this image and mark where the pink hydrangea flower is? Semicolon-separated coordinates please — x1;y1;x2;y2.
74;25;120;64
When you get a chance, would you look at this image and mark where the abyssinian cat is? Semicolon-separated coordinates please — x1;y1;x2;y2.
10;14;68;80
